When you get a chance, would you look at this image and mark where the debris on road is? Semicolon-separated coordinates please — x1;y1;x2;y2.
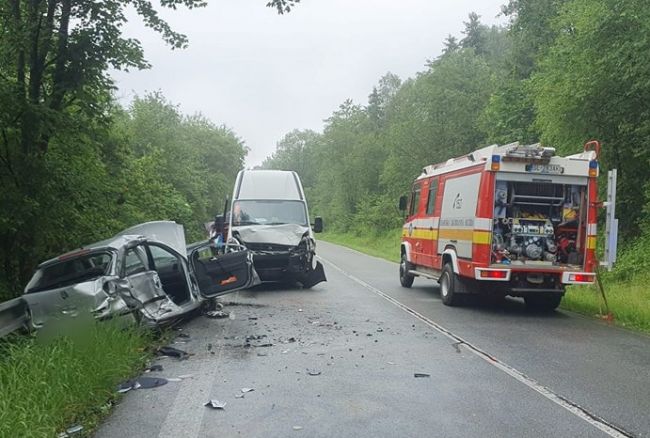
177;333;190;339
307;369;321;376
293;426;303;431
178;374;193;379
241;387;255;393
235;394;245;399
117;377;168;393
257;351;268;356
156;346;189;359
452;341;462;353
414;373;430;378
205;310;230;319
144;364;163;373
204;399;227;410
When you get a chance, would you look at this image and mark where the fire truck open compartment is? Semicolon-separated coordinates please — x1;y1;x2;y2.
491;177;587;269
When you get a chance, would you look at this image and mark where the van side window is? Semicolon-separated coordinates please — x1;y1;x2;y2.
409;183;421;217
425;178;439;215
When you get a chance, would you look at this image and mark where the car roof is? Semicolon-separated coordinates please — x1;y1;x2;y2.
36;235;142;268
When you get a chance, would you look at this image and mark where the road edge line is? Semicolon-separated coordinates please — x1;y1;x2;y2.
320;256;634;438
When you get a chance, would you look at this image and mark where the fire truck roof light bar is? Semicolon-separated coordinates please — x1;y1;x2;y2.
475;268;511;282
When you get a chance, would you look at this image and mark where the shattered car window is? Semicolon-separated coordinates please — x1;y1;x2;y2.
149;245;178;269
26;251;113;293
124;248;148;276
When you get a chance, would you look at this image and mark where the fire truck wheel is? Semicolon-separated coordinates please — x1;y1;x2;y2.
399;253;415;288
440;263;461;306
524;294;563;312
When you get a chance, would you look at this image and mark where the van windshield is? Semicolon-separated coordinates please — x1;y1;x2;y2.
232;200;308;227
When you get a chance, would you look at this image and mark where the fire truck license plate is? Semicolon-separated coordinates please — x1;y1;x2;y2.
525;164;564;174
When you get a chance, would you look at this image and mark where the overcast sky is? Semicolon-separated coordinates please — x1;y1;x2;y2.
113;0;508;167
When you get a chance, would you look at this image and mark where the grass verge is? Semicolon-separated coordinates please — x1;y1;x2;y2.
320;230;650;335
0;322;152;437
562;276;650;334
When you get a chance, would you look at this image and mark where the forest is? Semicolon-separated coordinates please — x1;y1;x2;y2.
261;0;650;288
1;0;649;302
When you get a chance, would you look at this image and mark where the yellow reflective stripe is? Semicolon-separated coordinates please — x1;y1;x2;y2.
472;230;491;245
587;236;597;250
403;227;491;244
412;229;438;240
438;228;473;241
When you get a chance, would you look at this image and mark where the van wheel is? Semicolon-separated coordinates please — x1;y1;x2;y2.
439;263;461;306
399;254;415;288
524;294;563;312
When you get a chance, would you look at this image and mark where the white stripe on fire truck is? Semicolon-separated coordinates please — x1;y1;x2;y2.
587;223;597;236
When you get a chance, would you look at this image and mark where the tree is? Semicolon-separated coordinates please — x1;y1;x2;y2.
531;0;650;235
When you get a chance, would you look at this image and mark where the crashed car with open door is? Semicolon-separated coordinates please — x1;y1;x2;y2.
22;221;259;331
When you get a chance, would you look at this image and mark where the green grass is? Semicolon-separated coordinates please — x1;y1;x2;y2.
0;322;152;437
562;275;650;334
319;229;401;263
320;229;650;335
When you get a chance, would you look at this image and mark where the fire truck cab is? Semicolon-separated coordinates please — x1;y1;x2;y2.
399;141;617;311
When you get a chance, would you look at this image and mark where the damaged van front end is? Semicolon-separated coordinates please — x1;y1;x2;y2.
233;224;326;288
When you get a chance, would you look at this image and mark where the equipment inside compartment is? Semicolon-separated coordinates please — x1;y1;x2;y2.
491;180;585;266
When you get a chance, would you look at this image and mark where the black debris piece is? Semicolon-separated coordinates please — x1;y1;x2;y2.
452;341;462;353
241;388;255;393
117;376;168;392
245;334;267;342
207;343;213;351
156;346;189;359
255;343;273;348
204;399;227;409
249;317;258;320
414;373;430;378
137;376;168;388
307;370;321;376
145;364;164;373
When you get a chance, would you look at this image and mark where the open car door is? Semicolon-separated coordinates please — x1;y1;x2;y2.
189;243;261;298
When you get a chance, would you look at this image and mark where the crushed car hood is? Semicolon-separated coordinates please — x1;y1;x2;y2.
234;224;309;246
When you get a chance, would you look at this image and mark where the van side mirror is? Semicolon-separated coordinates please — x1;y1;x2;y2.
398;195;408;211
313;217;323;233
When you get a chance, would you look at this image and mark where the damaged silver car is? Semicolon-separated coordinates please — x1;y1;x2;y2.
226;170;327;288
22;221;260;330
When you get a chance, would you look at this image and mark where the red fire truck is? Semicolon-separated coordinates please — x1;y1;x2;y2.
398;141;618;311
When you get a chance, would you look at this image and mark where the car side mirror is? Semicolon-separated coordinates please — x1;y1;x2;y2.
312;217;323;233
399;195;408;211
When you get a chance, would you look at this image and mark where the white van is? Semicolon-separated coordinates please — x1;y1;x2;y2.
227;170;326;288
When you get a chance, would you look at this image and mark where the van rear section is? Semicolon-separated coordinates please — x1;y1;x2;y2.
399;141;617;311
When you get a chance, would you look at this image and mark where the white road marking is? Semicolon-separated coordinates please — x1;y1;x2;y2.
157;310;234;438
320;256;633;438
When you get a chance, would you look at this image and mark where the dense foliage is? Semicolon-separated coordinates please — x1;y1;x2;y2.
262;0;650;280
0;0;310;299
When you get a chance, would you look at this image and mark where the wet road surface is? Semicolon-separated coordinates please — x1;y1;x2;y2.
96;241;650;438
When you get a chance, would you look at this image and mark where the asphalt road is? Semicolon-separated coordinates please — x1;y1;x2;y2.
95;241;650;438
